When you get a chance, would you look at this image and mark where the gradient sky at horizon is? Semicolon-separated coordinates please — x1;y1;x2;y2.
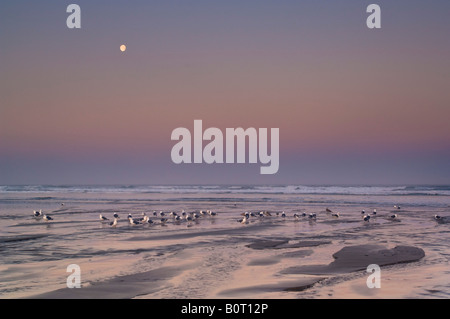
1;0;450;185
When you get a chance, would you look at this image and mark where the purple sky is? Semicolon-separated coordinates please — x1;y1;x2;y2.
1;1;449;185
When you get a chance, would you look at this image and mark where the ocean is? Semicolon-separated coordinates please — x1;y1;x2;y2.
0;185;449;298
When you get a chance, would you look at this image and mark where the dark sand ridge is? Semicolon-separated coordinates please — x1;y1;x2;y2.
217;277;327;297
246;239;331;250
28;264;192;299
281;245;426;275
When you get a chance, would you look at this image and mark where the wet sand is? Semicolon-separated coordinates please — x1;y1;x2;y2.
29;242;426;299
0;190;449;299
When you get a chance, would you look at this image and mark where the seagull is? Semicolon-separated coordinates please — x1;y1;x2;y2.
332;212;340;218
394;205;401;210
129;218;141;225
128;215;140;225
372;209;377;215
109;217;119;227
174;215;182;222
99;214;109;221
281;212;286;218
259;212;264;217
169;212;177;218
146;218;154;225
160;218;168;225
208;210;217;217
113;213;119;219
186;215;193;222
43;215;53;222
301;212;307;217
33;210;43;218
309;213;317;220
361;210;366;215
390;214;398;220
153;211;158;216
142;215;150;223
136;213;147;222
238;213;249;224
293;213;300;220
434;215;442;220
363;215;371;222
159;211;165;217
326;208;332;213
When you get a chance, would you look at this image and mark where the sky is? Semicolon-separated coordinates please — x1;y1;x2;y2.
1;0;450;185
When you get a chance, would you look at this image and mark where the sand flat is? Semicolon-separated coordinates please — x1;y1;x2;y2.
28;265;187;299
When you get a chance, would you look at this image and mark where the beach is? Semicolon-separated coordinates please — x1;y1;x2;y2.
0;185;449;299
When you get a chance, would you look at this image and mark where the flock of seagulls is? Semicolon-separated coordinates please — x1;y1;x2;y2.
237;211;320;224
33;208;218;227
32;205;446;227
96;210;218;228
235;205;418;225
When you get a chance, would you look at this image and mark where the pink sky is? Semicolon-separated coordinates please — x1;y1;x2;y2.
1;1;449;184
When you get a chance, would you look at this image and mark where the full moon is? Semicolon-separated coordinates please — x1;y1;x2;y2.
120;44;127;52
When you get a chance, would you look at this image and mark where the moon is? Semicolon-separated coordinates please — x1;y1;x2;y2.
120;44;127;52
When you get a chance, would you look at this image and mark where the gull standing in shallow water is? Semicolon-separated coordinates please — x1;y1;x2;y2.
33;210;43;218
128;214;141;225
238;212;250;224
43;215;53;222
390;214;398;220
144;216;154;225
99;214;109;221
207;210;217;217
109;217;119;227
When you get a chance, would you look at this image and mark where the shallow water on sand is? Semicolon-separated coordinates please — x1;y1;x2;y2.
0;187;449;299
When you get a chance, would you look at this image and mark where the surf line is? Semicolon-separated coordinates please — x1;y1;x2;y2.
171;120;279;174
